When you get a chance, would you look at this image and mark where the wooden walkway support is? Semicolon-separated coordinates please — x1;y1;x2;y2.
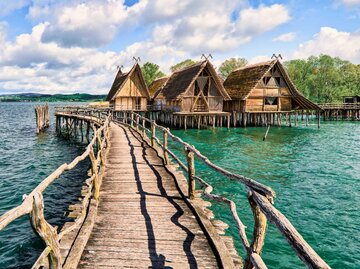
35;104;50;133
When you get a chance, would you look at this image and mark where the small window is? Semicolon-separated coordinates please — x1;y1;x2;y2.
265;97;278;105
275;77;281;86
263;77;271;85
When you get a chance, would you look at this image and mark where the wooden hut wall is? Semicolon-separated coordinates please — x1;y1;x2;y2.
114;72;148;111
208;77;224;111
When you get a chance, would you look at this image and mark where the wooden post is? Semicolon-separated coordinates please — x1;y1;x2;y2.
142;119;146;137
30;192;62;269
131;112;134;127
212;115;216;128
80;120;84;142
35;105;50;134
295;111;298;127
136;115;139;131
184;116;187;130
317;110;321;128
185;148;195;200
151;122;156;147
163;130;169;165
89;149;99;200
86;121;90;143
263;125;271;141
289;113;292;127
243;193;268;269
227;115;230;129
306;111;309;127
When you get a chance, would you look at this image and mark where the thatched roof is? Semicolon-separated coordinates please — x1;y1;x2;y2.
149;76;169;97
224;60;321;110
156;60;230;101
106;63;150;101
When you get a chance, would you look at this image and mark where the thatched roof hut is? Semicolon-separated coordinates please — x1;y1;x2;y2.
154;60;230;112
223;59;320;112
106;63;150;111
148;76;169;97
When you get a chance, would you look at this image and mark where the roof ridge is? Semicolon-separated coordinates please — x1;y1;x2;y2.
171;60;206;74
233;60;276;72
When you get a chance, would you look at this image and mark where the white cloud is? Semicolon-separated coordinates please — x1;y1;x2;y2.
248;55;272;64
236;4;291;38
40;1;133;47
0;1;293;94
148;3;290;53
340;0;360;6
273;32;296;42
293;27;360;63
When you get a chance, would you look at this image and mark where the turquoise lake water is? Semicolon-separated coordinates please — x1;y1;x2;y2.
0;102;359;268
169;120;360;268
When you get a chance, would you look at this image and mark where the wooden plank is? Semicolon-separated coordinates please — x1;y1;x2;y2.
75;123;219;268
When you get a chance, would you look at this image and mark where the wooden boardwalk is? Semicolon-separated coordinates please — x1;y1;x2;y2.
78;123;219;268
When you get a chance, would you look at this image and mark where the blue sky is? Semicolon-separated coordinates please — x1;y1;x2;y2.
0;0;359;94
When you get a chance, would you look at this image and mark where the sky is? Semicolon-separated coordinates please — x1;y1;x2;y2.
0;0;360;95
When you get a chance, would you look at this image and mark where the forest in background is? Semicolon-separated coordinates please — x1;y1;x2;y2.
284;55;360;103
0;93;106;102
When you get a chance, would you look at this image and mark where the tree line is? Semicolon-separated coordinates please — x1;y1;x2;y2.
140;54;360;104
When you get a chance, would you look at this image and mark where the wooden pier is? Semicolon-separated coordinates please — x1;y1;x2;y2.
0;106;331;269
319;103;360;121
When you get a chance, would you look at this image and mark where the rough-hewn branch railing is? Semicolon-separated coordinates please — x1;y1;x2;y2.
113;110;330;269
0;109;111;269
319;102;360;110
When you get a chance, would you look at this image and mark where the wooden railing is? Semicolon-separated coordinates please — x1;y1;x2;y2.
319;103;360;109
113;110;331;269
0;109;111;268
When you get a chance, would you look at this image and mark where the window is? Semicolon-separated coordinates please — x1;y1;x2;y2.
264;97;278;105
263;77;271;85
275;77;281;86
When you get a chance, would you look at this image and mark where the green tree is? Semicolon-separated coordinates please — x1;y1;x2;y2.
141;62;166;86
285;54;360;103
218;57;248;79
170;59;196;72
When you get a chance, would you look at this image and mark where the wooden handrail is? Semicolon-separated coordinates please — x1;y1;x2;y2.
0;109;111;269
318;103;360;109
113;110;331;269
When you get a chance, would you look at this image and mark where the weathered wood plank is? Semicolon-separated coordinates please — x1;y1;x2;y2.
77;123;219;268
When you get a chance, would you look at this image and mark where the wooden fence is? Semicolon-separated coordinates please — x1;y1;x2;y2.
0;109;111;268
113;110;331;269
319;103;360;110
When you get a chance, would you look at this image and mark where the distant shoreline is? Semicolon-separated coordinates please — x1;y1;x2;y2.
0;93;106;102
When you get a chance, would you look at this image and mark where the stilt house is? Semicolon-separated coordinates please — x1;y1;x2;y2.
106;63;150;111
153;60;231;112
223;60;320;113
343;95;360;104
